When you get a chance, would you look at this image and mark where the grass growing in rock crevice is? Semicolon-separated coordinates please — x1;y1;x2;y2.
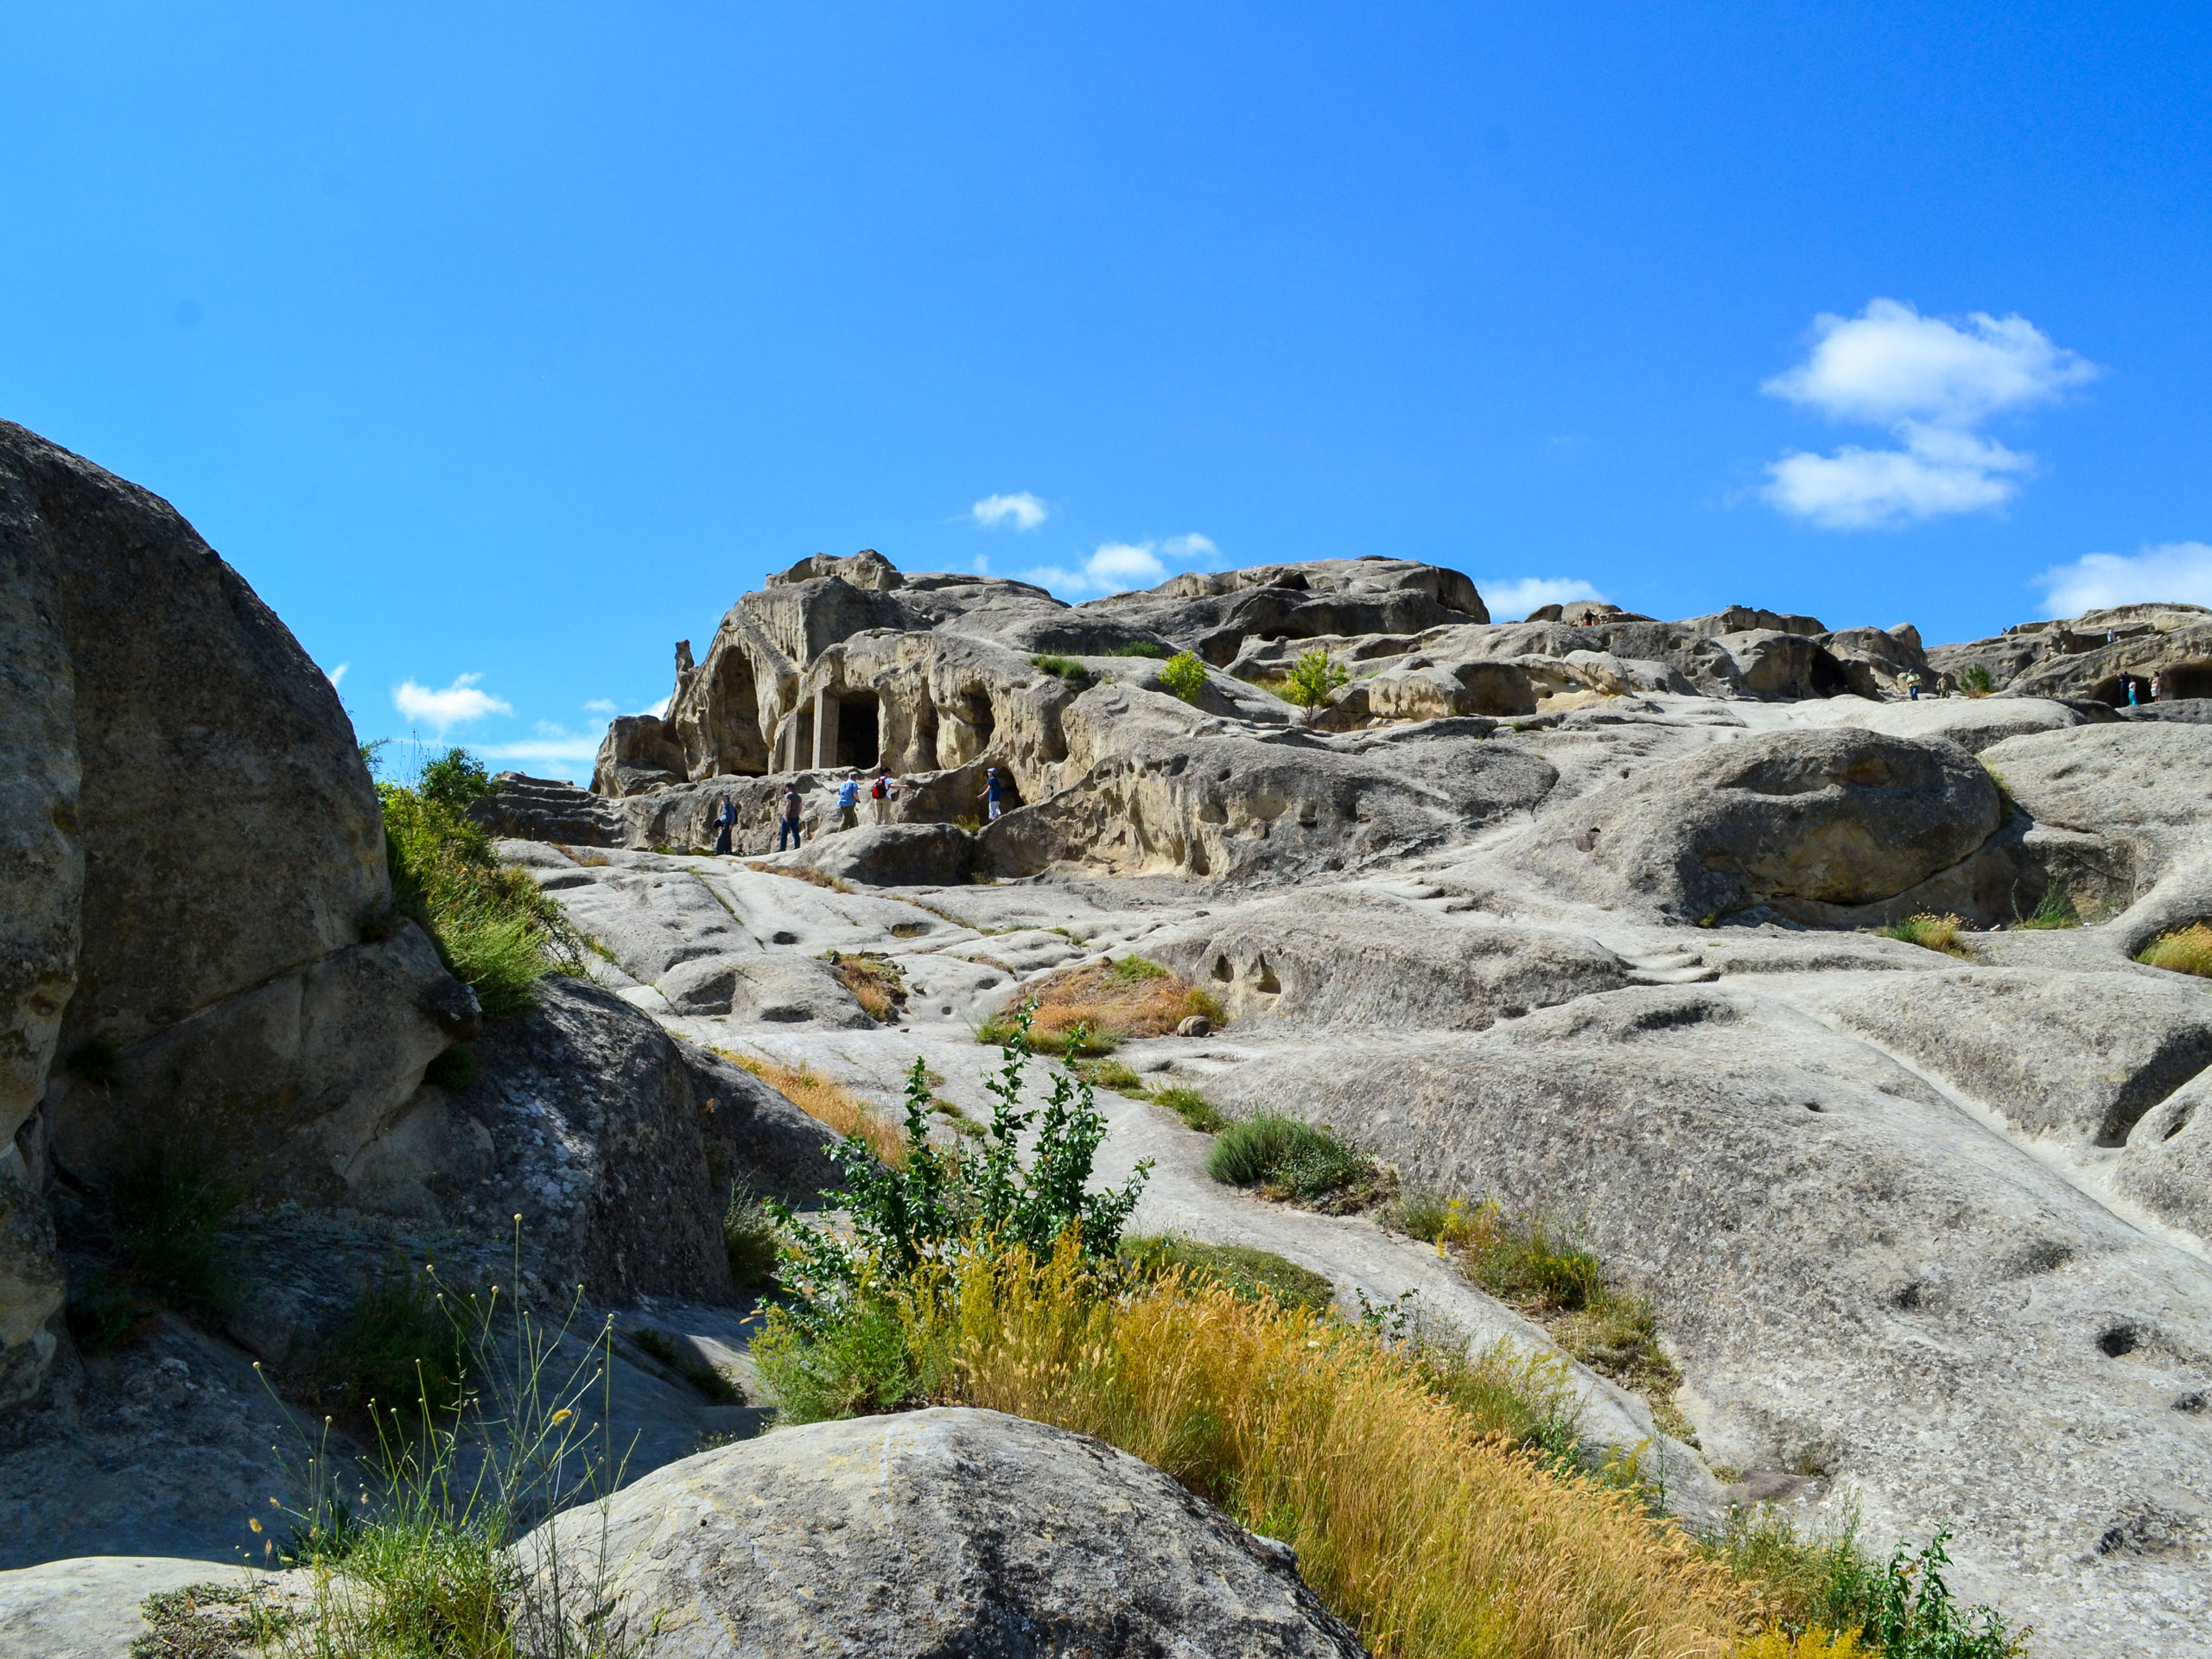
64;1140;244;1352
1205;1113;1385;1211
2139;922;2212;978
2012;880;2080;931
978;956;1224;1055
378;756;586;1019
1153;1084;1228;1133
1874;912;1969;958
826;950;906;1021
1391;1193;1694;1444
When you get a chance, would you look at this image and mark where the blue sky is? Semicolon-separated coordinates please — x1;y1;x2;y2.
3;4;2208;779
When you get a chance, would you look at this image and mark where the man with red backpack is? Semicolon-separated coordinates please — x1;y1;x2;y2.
870;769;896;825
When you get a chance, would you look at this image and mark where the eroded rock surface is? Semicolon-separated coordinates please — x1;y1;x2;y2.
527;1408;1368;1659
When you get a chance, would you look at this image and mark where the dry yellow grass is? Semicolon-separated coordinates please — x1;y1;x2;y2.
828;950;906;1021
719;1049;906;1166
1877;912;1967;957
899;1236;1753;1659
988;956;1224;1052
742;861;855;893
2139;922;2212;978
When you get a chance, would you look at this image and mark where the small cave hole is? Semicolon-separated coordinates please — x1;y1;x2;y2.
771;931;799;945
1211;954;1233;983
2100;1325;2143;1359
2164;1103;2195;1141
2173;1391;2206;1414
1804;1101;1827;1113
1253;955;1282;995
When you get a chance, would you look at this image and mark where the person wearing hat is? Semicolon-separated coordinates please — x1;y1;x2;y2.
980;766;1005;822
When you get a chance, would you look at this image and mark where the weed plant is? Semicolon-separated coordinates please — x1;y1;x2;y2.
976;955;1223;1054
1110;640;1171;658
1157;650;1210;703
381;781;585;1018
304;1263;468;1429
92;1141;243;1323
1205;1113;1380;1206
1958;664;1995;697
242;1231;649;1659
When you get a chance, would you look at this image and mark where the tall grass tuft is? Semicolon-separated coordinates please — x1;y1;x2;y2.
897;1234;1751;1658
380;781;585;1019
1876;913;1968;958
1205;1112;1379;1205
2014;881;2079;931
102;1140;243;1315
2139;922;2212;978
719;1048;907;1166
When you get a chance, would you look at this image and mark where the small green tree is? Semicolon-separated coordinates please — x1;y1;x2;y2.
419;747;494;810
770;1006;1152;1337
1158;651;1209;704
1282;648;1351;720
1958;664;1995;697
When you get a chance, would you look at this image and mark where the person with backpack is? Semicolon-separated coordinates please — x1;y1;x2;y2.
870;769;893;825
777;781;803;851
712;796;734;855
836;770;862;830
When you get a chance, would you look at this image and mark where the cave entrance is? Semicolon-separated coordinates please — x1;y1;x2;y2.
2163;660;2212;701
1808;648;1851;698
707;649;768;775
2092;674;2153;707
836;692;881;771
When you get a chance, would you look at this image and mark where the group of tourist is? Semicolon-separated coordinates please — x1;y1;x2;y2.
708;764;1007;854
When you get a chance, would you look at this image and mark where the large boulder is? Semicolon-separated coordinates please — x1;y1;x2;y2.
1514;728;2011;924
524;1408;1367;1658
773;822;977;887
0;423;464;1407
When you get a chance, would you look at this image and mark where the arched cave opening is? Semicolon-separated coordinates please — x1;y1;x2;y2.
1808;648;1851;698
2161;660;2212;701
836;692;881;771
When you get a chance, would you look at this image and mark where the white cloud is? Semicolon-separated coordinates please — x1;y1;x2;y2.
1758;298;2094;530
1160;532;1219;563
1764;426;2034;530
1481;576;1608;620
582;697;618;715
2035;542;2212;616
973;492;1049;531
324;662;349;689
1022;534;1217;599
1764;297;2097;426
392;672;512;734
483;722;601;782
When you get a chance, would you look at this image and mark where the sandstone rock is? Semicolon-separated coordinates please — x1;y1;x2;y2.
591;713;689;797
1177;1014;1212;1036
773;822;976;887
524;1408;1367;1658
468;772;625;846
541;864;758;983
2114;1068;2212;1241
1514;728;2008;924
1983;721;2212;895
0;1554;272;1659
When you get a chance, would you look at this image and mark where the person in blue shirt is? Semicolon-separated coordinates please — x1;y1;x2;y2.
836;770;862;830
981;766;1005;822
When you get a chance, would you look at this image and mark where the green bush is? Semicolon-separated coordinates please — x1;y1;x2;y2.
752;1303;914;1422
381;783;584;1018
723;1188;780;1288
103;1141;243;1315
418;746;494;811
1281;647;1351;714
1158;650;1210;703
1152;1085;1227;1133
1109;639;1171;658
1205;1113;1376;1204
2016;880;2080;930
304;1265;467;1427
1958;664;1995;696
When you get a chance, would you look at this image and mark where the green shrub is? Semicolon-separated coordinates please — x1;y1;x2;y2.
1153;1085;1227;1133
1031;653;1090;683
303;1265;467;1427
381;783;584;1018
103;1141;242;1315
417;746;494;811
1959;664;1995;696
1071;1057;1147;1095
753;1302;915;1422
1158;650;1210;703
723;1188;780;1288
1281;647;1351;715
1205;1113;1377;1204
1109;639;1171;658
1121;1235;1337;1313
